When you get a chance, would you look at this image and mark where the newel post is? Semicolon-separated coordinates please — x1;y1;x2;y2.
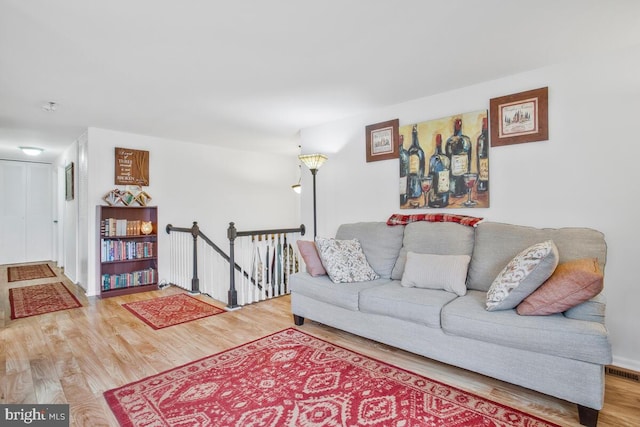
190;221;200;294
227;222;239;309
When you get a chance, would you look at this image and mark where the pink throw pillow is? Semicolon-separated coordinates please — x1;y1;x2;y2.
516;258;603;316
296;240;326;276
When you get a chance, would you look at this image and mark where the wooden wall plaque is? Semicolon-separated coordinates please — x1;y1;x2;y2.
115;147;149;186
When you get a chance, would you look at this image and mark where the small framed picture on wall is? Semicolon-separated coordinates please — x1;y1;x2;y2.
65;162;74;201
490;87;548;147
365;119;399;162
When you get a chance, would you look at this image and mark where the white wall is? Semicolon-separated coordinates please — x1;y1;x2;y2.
56;140;79;284
85;128;300;297
299;44;640;371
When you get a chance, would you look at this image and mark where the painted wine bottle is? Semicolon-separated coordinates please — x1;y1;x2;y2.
407;124;425;200
428;134;450;208
477;117;489;192
445;118;472;198
399;134;409;206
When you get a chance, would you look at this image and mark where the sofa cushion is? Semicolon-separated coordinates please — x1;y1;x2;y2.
401;252;470;296
315;237;379;283
289;272;391;311
563;292;606;324
391;222;475;280
296;240;326;276
441;290;612;364
517;258;603;316
468;222;607;292
486;240;559;311
359;281;458;328
336;222;405;279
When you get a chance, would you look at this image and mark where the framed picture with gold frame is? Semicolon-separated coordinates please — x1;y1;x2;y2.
365;119;399;162
490;87;548;146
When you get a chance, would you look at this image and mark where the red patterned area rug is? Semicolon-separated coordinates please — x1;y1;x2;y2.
104;328;559;427
121;293;226;330
7;263;56;282
9;282;82;319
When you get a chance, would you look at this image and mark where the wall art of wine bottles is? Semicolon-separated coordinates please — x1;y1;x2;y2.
399;110;489;209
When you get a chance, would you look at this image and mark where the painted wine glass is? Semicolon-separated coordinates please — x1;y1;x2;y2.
421;175;433;208
462;172;477;207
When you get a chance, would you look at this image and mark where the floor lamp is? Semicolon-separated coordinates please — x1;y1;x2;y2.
298;153;328;239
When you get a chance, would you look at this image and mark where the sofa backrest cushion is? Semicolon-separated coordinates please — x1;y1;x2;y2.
391;222;476;280
467;221;607;292
335;222;405;279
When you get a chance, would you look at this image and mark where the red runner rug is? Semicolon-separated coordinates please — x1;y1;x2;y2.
104;328;559;427
7;263;56;282
9;282;82;319
121;293;225;330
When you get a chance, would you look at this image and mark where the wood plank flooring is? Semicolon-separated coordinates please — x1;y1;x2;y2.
1;262;639;426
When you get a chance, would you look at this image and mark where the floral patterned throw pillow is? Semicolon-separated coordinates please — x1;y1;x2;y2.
486;240;559;311
315;237;380;284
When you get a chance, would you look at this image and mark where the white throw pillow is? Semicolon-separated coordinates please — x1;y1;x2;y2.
400;252;470;296
315;237;379;284
486;240;559;311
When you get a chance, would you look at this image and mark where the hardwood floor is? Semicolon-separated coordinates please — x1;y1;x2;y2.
1;262;639;426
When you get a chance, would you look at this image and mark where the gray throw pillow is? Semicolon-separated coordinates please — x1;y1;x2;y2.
401;252;470;296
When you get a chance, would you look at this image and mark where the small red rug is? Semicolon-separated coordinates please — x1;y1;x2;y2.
104;328;559;427
9;282;82;319
7;263;56;282
121;293;226;329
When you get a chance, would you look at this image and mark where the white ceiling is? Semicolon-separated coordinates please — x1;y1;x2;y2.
2;0;640;163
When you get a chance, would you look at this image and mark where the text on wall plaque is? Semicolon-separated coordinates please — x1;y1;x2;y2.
115;147;149;186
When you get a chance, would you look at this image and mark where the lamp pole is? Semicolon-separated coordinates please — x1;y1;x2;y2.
310;168;318;238
298;153;328;240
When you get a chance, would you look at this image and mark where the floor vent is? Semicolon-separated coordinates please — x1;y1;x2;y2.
605;366;640;383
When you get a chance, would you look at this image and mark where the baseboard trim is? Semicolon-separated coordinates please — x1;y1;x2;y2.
611;355;640;373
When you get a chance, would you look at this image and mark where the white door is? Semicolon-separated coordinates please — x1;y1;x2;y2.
0;161;53;264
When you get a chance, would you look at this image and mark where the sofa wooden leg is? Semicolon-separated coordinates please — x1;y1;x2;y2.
578;405;599;427
293;314;305;326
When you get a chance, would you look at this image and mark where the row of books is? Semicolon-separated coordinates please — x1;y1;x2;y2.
101;218;149;237
101;268;157;291
101;240;155;262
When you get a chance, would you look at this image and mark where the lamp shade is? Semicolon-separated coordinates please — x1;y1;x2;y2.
298;153;327;171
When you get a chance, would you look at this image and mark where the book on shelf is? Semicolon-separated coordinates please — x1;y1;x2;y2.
101;218;147;237
101;240;155;262
101;268;157;291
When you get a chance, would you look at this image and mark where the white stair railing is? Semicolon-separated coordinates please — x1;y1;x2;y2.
166;222;306;308
227;222;305;308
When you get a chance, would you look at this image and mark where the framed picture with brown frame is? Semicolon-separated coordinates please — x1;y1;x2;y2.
365;119;399;162
490;87;548;147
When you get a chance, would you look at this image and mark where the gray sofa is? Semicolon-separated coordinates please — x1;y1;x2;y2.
290;221;611;427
